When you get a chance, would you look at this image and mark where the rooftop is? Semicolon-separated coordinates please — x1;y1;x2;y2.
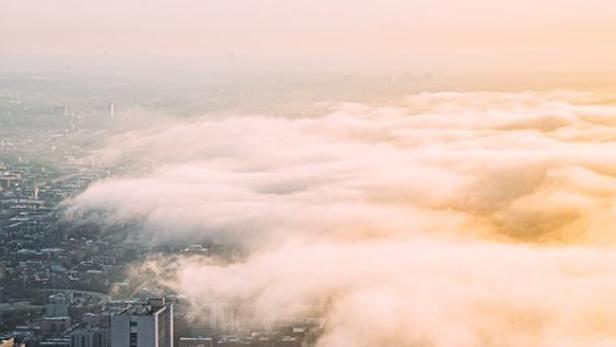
118;299;167;316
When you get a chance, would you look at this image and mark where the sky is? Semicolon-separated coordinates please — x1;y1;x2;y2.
2;0;616;88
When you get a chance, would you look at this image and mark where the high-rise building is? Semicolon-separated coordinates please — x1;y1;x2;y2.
41;317;71;337
70;327;110;347
40;338;70;347
111;299;174;347
46;293;69;317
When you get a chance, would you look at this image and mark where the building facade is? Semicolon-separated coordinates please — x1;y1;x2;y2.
70;327;110;347
111;299;173;347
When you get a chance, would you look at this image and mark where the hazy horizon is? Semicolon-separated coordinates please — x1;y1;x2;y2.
3;0;616;91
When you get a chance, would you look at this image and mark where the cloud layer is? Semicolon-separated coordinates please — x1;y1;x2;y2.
67;91;616;346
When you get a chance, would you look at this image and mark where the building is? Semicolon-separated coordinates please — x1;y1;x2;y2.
46;293;70;317
70;327;110;347
178;337;213;347
41;317;71;337
40;338;70;347
111;299;173;347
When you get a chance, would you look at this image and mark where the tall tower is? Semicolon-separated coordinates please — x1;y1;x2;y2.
111;299;174;347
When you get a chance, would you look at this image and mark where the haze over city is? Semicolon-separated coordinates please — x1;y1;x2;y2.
2;1;616;347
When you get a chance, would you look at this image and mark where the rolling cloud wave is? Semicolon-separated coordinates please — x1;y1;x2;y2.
67;91;616;346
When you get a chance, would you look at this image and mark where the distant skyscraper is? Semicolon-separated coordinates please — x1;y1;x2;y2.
109;103;115;119
111;299;173;347
46;293;69;318
70;327;110;347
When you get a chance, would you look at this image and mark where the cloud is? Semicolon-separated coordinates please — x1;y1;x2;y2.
166;241;616;347
66;91;616;345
